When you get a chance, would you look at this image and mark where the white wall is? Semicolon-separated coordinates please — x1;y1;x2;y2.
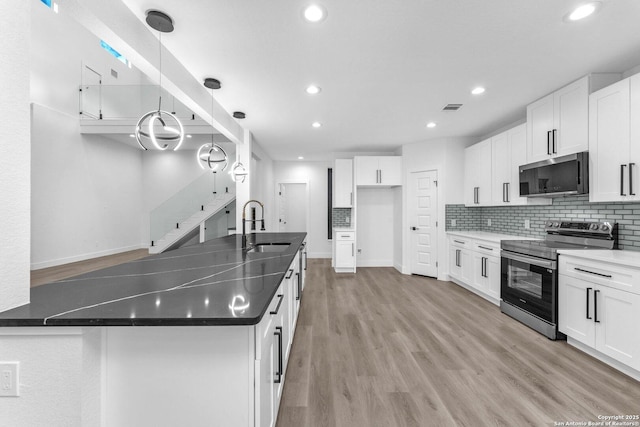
0;1;31;311
273;161;332;258
31;105;144;269
356;188;396;267
251;140;275;230
401;137;475;279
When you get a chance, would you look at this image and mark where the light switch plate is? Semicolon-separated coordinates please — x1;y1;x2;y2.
524;219;531;229
487;218;492;226
0;362;19;397
451;219;457;227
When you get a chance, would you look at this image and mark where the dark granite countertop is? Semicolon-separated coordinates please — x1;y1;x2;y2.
0;233;306;327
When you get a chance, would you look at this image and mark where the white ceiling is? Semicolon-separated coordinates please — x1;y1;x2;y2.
119;0;640;161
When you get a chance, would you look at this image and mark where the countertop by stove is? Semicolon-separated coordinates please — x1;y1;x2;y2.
558;248;640;268
0;232;306;327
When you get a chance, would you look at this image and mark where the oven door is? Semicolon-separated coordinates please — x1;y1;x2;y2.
500;251;557;323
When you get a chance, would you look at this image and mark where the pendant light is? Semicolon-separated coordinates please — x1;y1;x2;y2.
135;10;184;151
196;78;228;171
229;157;248;183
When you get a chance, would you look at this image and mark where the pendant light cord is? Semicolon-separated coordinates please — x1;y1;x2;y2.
158;32;162;111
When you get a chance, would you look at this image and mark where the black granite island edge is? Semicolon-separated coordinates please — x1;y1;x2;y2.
0;232;307;327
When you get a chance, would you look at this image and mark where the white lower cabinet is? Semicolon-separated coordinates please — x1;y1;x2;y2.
449;235;502;305
334;230;355;273
559;254;640;374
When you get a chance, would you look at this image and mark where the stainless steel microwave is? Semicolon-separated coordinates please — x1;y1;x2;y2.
519;152;589;197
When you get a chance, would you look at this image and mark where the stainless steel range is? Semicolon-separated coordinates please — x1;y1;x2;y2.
500;220;618;340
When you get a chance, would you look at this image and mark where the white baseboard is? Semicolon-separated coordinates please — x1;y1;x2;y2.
31;244;148;270
567;338;640;382
308;252;331;259
393;262;403;273
357;259;394;267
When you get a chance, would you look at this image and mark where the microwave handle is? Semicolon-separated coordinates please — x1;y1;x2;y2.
500;250;556;270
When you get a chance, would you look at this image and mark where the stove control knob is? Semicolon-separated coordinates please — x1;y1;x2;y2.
590;223;599;230
546;221;553;227
553;222;560;228
600;224;610;232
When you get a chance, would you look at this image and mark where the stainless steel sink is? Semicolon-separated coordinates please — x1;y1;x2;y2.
246;243;290;253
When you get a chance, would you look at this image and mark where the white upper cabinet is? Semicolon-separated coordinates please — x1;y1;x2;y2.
468;124;551;207
334;159;353;207
355;156;402;186
464;139;492;206
527;74;620;163
589;73;640;202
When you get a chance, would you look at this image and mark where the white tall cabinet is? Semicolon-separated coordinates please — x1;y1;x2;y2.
589;73;640;202
355;156;402;186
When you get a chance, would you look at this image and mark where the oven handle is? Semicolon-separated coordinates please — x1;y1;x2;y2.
500;251;556;270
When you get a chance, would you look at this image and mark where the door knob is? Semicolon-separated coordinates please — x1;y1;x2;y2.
411;226;418;231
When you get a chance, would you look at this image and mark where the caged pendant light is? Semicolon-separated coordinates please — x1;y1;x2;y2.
135;10;184;151
196;78;228;171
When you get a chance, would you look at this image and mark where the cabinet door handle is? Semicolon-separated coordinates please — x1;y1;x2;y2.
454;240;466;245
304;251;308;270
594;290;600;323
547;131;552;155
285;268;294;279
350;192;353;205
481;257;485;277
630;163;636;196
502;183;506;203
574;267;612;278
552;129;557;154
296;272;301;301
270;294;284;315
352;243;354;257
586;287;592;320
478;245;493;251
274;326;283;384
506;182;510;202
621;164;627;196
455;249;460;267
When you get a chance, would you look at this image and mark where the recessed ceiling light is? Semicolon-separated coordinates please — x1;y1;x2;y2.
565;2;601;21
471;87;485;95
306;85;321;95
312;122;322;128
426;122;437;128
298;156;304;160
303;4;327;22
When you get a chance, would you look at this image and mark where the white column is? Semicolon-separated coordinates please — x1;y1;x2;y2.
0;1;31;311
235;129;253;233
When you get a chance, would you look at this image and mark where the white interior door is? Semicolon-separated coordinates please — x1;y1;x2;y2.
410;170;438;277
278;183;307;232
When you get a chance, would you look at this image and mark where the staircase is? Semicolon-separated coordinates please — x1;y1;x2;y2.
149;192;235;254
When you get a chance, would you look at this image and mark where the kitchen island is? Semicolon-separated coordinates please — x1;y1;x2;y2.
0;232;307;427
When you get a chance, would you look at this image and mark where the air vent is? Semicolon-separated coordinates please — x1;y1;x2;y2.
442;103;462;111
111;69;118;79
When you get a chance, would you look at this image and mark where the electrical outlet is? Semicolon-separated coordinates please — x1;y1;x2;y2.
345;216;350;224
524;219;531;229
487;218;492;226
451;219;457;227
357;249;362;254
0;362;19;397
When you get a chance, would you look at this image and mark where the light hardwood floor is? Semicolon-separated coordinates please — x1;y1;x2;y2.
30;249;148;287
277;259;640;427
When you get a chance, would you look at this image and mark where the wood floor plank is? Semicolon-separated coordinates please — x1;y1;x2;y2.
276;259;640;427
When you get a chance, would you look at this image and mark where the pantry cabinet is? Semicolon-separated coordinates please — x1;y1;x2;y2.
355;156;402;186
526;74;620;163
589;73;640;202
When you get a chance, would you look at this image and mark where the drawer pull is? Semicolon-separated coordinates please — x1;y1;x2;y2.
285;269;294;279
478;245;494;251
454;240;466;245
270;294;284;315
574;267;612;278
